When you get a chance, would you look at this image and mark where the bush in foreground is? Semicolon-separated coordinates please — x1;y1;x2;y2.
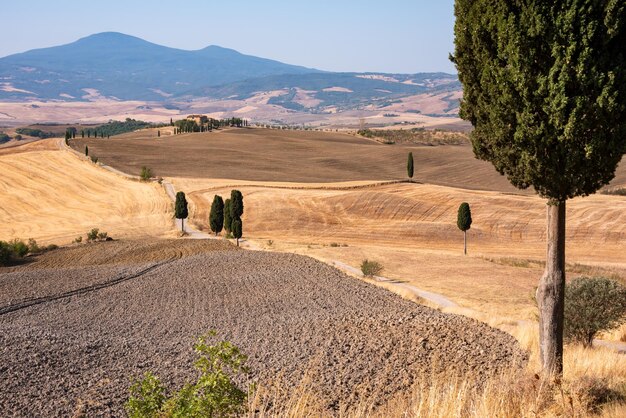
361;259;383;278
126;331;249;418
564;276;626;347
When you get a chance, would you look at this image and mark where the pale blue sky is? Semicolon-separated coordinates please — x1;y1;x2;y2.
2;0;456;74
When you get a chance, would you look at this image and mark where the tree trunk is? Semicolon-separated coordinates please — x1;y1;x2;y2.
181;218;184;233
463;230;467;255
236;238;239;247
536;200;566;377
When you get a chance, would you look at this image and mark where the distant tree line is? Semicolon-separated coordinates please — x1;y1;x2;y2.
15;128;59;139
89;118;162;138
172;117;248;134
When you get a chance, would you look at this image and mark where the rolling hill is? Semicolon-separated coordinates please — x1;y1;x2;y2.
0;32;461;115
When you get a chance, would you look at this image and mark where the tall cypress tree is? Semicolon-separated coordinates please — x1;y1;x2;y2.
456;202;472;255
230;190;244;220
231;218;242;246
85;145;89;157
174;191;189;233
452;0;626;376
407;152;414;181
223;199;232;233
209;195;224;236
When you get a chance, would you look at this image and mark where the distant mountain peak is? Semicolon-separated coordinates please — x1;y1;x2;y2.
0;33;460;113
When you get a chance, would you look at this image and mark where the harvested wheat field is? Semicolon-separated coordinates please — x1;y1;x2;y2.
0;240;524;417
73;127;525;191
176;179;626;322
73;127;626;190
0;139;173;244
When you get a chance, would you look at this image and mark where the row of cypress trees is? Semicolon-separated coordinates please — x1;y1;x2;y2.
209;190;244;246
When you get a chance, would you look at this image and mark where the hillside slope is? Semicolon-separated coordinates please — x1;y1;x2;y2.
0;139;173;243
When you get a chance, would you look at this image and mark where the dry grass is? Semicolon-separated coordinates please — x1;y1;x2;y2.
247;337;626;417
0;139;174;244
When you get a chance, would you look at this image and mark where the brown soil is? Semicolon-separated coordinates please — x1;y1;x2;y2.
0;241;525;417
72;128;523;192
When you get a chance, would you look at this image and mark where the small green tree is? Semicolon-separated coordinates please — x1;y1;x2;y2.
140;166;153;181
126;332;249;418
223;199;232;234
81;130;85;138
175;191;189;233
231;218;242;246
565;277;626;348
407;152;414;181
157;130;160;138
209;195;224;236
85;145;89;157
457;202;472;255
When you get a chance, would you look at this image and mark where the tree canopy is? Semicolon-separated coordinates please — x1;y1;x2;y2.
456;202;472;232
175;192;188;220
209;195;225;235
452;0;626;202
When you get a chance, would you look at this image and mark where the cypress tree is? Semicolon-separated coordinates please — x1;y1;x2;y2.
87;130;90;138
174;191;189;233
223;199;232;233
456;202;472;255
452;0;626;376
230;190;244;220
232;218;242;246
209;195;224;236
407;152;414;181
85;145;89;157
81;130;85;138
158;130;161;137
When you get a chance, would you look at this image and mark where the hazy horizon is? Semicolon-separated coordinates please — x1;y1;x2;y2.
1;0;457;74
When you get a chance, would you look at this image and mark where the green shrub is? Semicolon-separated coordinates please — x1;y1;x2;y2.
86;228;99;242
90;156;99;164
565;277;626;347
0;241;12;266
140;166;153;181
74;236;83;244
361;259;383;277
27;238;41;254
9;239;29;258
97;232;108;241
45;244;59;251
126;331;250;418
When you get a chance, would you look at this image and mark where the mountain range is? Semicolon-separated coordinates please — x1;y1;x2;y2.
0;32;461;118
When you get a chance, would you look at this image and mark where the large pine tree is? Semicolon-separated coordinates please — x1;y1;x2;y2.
452;0;626;376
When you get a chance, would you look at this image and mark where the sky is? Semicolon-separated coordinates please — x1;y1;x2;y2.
1;0;457;74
